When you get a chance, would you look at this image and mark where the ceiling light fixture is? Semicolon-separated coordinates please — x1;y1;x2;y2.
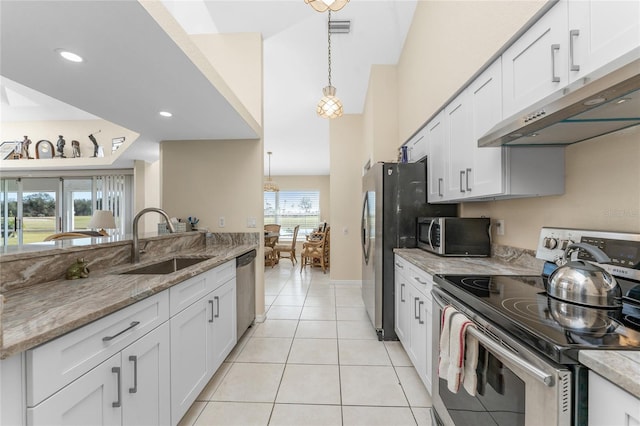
56;49;83;63
264;151;279;192
305;0;349;12
317;11;343;119
159;111;173;117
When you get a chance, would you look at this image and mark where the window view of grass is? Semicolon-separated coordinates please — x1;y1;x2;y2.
264;190;321;238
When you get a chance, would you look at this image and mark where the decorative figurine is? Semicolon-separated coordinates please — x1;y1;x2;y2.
89;132;100;157
71;140;81;158
21;136;33;159
56;135;66;158
65;258;90;280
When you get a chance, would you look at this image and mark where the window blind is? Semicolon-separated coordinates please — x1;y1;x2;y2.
264;190;321;238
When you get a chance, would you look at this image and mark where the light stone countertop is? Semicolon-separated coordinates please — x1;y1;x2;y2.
0;241;257;360
395;248;640;399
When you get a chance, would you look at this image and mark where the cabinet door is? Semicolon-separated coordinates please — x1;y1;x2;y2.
121;323;170;426
27;354;121;426
209;278;237;373
407;127;427;163
394;259;410;345
426;112;446;202
445;91;472;199
502;1;568;118
469;59;504;198
408;286;427;381
170;297;212;425
589;371;640;426
422;295;433;394
568;0;640;83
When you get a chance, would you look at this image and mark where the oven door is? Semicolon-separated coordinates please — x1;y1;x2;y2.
431;287;572;426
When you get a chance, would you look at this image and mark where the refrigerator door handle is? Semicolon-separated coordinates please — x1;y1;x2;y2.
361;193;370;264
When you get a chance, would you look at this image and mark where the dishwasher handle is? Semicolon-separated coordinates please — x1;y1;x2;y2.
236;250;257;267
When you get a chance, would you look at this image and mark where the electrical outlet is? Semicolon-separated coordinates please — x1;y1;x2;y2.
218;216;225;228
495;219;505;236
247;217;256;228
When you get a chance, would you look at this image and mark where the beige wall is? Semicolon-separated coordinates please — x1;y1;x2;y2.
363;65;400;165
133;160;161;234
160;138;265;316
330;114;365;281
191;33;263;127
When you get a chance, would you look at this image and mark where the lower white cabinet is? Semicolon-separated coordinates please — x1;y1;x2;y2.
27;322;170;426
588;371;640;426
394;255;433;393
170;264;237;425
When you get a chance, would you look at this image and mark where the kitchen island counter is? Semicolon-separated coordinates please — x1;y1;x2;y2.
0;233;258;360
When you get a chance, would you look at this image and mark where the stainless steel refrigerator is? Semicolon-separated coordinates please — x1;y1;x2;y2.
361;161;457;340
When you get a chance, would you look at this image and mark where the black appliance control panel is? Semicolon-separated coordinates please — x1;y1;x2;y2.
578;236;640;269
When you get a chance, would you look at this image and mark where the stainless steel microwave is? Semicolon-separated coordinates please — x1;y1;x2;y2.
417;217;491;256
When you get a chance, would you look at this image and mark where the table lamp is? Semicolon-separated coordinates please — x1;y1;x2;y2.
88;210;117;236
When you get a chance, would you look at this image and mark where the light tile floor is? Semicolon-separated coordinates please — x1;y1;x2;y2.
178;261;433;426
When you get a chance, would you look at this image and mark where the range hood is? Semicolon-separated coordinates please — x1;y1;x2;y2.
479;58;640;147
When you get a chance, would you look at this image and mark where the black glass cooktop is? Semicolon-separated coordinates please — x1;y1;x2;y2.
434;274;640;363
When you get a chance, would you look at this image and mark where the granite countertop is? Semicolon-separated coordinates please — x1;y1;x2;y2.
0;242;257;360
395;248;640;399
579;350;640;399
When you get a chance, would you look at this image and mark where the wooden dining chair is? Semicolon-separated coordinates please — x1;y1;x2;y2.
275;225;299;265
264;224;281;266
300;227;330;273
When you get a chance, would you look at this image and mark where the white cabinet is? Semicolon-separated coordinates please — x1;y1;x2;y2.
426;112;446;201
588;371;640;426
394;260;410;343
426;57;564;204
27;322;170;426
169;261;237;425
568;0;640;84
394;255;433;393
406;127;428;163
502;1;569;118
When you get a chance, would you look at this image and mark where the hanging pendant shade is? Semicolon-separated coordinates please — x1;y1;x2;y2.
305;0;349;12
317;10;343;119
263;151;279;192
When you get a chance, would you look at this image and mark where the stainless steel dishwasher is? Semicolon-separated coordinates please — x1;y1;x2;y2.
236;250;256;338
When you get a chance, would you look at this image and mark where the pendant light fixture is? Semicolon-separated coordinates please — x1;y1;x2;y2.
317;10;343;119
305;0;349;13
263;151;279;192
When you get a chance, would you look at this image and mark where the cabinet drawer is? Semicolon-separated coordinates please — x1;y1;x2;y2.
209;260;236;290
406;263;433;299
170;273;209;316
26;291;169;407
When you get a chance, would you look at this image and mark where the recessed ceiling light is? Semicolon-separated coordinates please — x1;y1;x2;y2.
159;111;173;117
56;49;83;63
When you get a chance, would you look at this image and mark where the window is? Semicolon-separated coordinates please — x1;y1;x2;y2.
264;190;321;238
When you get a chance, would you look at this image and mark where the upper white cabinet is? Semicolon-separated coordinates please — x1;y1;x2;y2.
503;0;640;118
502;1;569;118
568;0;640;83
426;112;446;201
407;127;428;162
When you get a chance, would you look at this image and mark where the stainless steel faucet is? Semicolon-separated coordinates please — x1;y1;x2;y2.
132;207;176;263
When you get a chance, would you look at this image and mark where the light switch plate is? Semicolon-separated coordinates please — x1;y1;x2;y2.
218;216;225;228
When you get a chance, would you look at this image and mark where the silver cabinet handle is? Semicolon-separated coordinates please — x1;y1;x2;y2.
395;262;404;269
128;356;138;394
459;170;466;193
401;283;405;302
208;300;214;323
103;321;140;342
414;297;420;319
438;178;443;197
418;301;424;324
551;44;561;82
569;29;580;71
414;276;427;285
466;168;472;192
112;367;122;407
214;296;220;318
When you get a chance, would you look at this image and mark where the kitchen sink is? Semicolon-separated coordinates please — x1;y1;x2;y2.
119;256;214;275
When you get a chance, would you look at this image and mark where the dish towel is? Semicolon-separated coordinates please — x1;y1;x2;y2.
438;305;479;395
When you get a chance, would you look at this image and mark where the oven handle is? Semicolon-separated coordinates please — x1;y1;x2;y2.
432;288;554;387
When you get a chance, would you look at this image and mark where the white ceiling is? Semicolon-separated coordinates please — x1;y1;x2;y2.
0;0;416;175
